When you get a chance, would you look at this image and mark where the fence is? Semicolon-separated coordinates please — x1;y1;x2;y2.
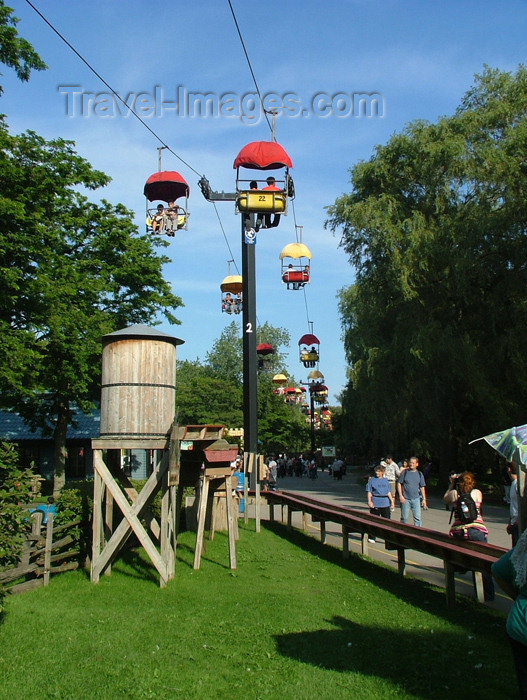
264;490;506;606
0;511;81;594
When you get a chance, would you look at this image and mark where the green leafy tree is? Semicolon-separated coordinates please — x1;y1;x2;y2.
0;1;46;94
176;360;243;427
206;321;291;385
0;125;182;493
327;65;527;475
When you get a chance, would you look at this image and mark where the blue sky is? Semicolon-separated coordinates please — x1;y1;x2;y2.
2;0;527;403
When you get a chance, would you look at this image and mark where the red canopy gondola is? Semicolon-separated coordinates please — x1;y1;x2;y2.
233;141;293;170
256;343;274;356
144;171;190;202
298;333;320;347
309;383;328;393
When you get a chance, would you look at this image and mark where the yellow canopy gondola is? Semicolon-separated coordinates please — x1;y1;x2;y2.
280;243;312;290
307;370;324;382
220;275;242;315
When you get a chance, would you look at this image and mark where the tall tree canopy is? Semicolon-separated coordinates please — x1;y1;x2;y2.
0;1;46;94
327;66;527;475
177;321;309;453
0;124;182;492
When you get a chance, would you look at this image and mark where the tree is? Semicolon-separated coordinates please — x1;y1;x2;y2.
0;124;182;492
327;65;527;475
206;321;291;385
0;1;46;95
176;360;243;427
177;322;309;452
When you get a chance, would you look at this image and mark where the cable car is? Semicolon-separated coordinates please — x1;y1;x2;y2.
307;369;324;382
298;333;320;368
144;170;190;237
280;243;311;290
256;342;274;371
272;373;287;394
284;386;298;405
220;274;242;314
233;141;294;232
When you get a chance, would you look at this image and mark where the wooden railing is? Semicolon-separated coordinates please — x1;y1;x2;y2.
263;490;506;606
0;511;81;594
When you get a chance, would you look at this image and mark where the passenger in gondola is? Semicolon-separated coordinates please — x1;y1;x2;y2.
222;292;234;314
165;200;179;236
256;176;281;231
243;181;258;232
283;263;294;290
233;292;242;314
151;204;165;234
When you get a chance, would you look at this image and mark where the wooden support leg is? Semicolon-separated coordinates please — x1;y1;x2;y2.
303;512;308;532
91;467;103;583
342;526;350;559
269;503;275;522
209;492;217;541
445;561;456;607
397;547;406;577
225;475;237;570
473;570;484;604
193;476;210;570
287;506;293;532
361;532;369;556
160;467;170;583
320;520;326;544
104;487;113;577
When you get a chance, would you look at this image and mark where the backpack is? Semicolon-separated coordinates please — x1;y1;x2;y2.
453;491;479;525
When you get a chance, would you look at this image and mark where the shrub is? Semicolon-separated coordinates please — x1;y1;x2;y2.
0;441;34;612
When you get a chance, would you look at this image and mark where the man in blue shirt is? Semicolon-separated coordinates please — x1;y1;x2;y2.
397;456;427;527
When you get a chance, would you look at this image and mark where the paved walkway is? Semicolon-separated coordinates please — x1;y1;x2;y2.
262;467;513;612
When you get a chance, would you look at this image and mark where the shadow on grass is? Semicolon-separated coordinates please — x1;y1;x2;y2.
273;615;502;699
262;520;504;629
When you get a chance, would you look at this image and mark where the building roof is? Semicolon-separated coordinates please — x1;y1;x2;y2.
0;407;101;441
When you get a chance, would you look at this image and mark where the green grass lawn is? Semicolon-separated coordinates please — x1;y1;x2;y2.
0;521;514;700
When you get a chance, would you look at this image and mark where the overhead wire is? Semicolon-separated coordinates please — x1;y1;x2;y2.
227;0;273;136
26;0;315;358
24;0;244;276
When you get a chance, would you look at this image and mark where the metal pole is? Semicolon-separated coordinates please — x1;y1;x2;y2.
241;219;259;502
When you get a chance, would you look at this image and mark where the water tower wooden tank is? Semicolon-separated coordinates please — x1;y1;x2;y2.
100;324;184;439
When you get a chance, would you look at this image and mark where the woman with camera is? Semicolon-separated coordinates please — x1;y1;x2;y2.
444;471;495;601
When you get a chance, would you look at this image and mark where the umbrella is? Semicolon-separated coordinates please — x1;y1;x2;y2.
469;424;527;466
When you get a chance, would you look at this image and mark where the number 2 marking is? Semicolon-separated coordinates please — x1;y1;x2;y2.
245;322;253;333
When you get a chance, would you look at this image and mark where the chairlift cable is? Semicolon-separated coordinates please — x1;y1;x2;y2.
24;0;202;178
227;0;273;136
25;0;242;272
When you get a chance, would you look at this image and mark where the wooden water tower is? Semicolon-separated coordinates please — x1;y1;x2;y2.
91;324;184;587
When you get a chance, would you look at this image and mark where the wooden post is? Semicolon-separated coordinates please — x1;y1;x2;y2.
91;469;103;584
320;520;326;544
287;506;293;532
225;474;237;570
302;512;308;532
473;571;485;603
193;475;210;570
255;454;263;533
104;484;113;577
43;512;53;587
361;531;369;556
397;547;406;577
342;525;350;559
445;560;456;607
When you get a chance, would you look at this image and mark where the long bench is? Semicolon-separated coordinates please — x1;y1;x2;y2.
263;490;506;606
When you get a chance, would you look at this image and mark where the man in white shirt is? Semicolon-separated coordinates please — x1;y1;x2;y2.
382;455;401;499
